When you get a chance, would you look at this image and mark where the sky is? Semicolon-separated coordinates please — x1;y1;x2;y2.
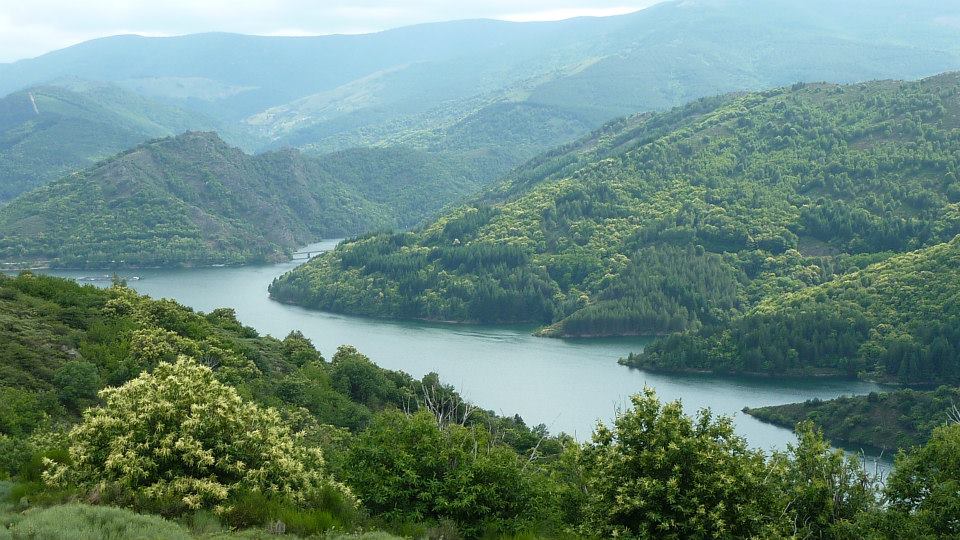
0;0;667;63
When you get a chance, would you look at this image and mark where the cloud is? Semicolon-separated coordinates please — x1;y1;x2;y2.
0;0;668;63
500;6;649;22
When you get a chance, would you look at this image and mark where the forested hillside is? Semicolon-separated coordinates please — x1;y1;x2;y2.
0;272;563;537
1;275;958;538
0;132;482;268
626;237;960;382
745;387;960;451
270;74;960;341
0;81;243;200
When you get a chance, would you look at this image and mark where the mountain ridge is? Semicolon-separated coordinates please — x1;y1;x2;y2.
0;131;482;268
0;81;248;201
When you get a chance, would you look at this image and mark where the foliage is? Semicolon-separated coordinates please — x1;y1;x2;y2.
343;409;554;537
0;272;564;537
4;503;192;540
628;237;960;382
770;421;880;538
885;423;960;536
44;357;354;514
746;386;960;451
0;133;485;268
272;74;960;346
220;487;359;536
52;361;99;411
577;388;775;538
3;273;960;537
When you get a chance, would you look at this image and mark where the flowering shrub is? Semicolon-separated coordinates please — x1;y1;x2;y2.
45;356;354;514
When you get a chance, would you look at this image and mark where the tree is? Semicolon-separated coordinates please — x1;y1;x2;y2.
770;421;879;538
53;360;100;410
44;356;352;515
343;409;552;537
329;346;405;409
885;423;960;535
578;388;776;538
281;330;323;366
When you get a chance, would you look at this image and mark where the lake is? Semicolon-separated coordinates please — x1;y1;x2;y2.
36;240;889;463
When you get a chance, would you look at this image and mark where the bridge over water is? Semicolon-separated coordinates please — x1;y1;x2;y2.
291;251;323;260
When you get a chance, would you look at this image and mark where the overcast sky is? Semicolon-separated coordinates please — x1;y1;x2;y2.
0;1;667;63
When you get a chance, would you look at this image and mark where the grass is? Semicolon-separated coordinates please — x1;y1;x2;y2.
5;504;192;539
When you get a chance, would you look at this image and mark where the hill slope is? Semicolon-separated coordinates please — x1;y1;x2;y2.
269;74;960;337
0;81;248;200
744;386;960;451
626;236;960;383
0;271;539;433
0;133;482;268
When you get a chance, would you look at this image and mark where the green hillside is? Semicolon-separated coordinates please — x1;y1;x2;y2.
311;146;485;229
745;386;960;452
0;271;542;440
0;133;482;268
0;272;561;537
626;236;960;382
269;74;960;340
0;81;247;200
4;275;958;538
288;99;597;187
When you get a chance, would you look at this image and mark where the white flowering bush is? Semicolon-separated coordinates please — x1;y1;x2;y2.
45;356;354;514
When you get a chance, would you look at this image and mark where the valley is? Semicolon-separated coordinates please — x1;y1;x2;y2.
1;1;960;537
27;240;887;452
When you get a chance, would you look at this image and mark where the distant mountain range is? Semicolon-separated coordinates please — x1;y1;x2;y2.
1;0;959;201
0;81;248;200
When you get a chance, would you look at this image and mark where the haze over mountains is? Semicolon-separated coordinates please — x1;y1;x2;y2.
1;0;959;203
0;80;253;200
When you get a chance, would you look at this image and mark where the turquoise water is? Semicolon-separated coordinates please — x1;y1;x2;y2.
35;240;889;466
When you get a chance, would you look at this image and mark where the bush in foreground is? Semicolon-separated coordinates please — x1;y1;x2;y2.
44;357;354;516
344;409;555;537
577;388;776;538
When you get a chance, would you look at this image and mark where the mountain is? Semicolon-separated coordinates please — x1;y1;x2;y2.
2;0;959;194
244;0;960;168
268;73;960;341
627;236;960;382
0;132;483;268
0;81;250;201
269;99;598;186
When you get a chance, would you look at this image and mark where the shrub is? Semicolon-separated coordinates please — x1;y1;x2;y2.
0;387;52;437
344;409;552;538
222;485;359;536
578;388;776;538
0;436;35;479
53;361;100;410
885;423;960;535
44;356;354;515
770;421;879;537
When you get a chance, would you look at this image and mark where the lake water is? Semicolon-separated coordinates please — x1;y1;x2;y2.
35;240;890;465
